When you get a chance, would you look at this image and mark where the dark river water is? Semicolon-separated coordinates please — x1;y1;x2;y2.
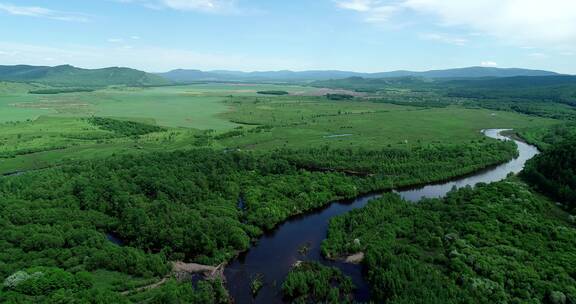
224;129;539;303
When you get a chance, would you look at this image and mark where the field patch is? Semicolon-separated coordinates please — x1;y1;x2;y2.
220;98;558;150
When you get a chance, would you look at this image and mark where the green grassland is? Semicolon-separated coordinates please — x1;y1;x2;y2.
0;82;561;175
0;83;318;128
220;97;558;150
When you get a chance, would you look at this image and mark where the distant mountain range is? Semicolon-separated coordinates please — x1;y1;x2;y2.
158;67;561;82
0;65;564;86
0;65;169;87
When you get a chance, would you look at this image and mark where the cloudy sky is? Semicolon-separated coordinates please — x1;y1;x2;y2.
0;0;575;73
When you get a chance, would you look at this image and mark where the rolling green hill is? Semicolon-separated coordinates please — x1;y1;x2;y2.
0;65;170;87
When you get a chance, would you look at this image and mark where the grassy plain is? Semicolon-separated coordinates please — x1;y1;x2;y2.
220;97;558;150
0;82;560;175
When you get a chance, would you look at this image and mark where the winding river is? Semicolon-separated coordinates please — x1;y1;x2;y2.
224;129;539;303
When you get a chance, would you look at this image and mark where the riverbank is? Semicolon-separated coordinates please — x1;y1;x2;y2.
225;129;539;303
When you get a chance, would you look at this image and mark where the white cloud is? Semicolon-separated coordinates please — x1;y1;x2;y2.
528;52;548;59
107;38;124;43
336;0;401;24
421;33;467;46
336;0;374;12
336;0;576;50
480;61;498;67
161;0;236;13
120;0;243;14
0;3;89;22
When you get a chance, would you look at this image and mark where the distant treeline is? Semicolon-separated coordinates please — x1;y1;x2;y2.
29;88;96;94
312;76;576;119
312;76;428;93
374;99;451;108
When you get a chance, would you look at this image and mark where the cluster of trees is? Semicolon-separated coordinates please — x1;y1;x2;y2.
326;93;355;101
323;180;576;303
0;145;67;159
282;262;354;303
523;135;576;213
213;129;245;140
0;194;170;302
274;140;518;188
87;117;164;137
257;90;289;95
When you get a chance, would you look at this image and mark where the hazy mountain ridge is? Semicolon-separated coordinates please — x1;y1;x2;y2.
0;64;170;87
0;65;563;86
158;66;561;82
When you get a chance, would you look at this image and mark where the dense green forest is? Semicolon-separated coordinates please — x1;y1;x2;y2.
519;123;576;151
445;76;576;106
517;121;576;213
276;140;517;186
523;136;576;213
322;180;576;303
281;262;354;303
0;138;517;302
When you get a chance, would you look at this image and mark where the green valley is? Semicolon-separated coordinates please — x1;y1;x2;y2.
0;66;575;304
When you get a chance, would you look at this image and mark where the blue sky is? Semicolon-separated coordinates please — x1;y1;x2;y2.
0;0;575;73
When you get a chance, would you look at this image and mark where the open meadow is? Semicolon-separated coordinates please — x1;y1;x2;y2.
0;82;560;175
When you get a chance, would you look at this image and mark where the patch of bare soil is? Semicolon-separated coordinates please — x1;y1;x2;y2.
344;252;365;264
121;261;226;295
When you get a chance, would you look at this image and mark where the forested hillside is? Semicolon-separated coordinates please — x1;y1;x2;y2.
0;65;169;87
